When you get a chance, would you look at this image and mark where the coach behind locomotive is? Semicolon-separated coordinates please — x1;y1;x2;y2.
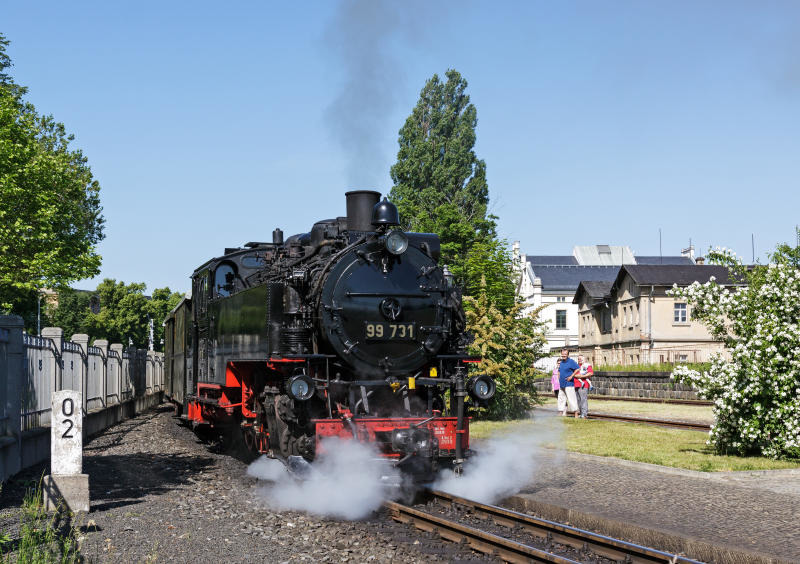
164;191;494;481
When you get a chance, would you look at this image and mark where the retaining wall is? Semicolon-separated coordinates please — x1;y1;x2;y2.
0;315;164;482
535;370;700;400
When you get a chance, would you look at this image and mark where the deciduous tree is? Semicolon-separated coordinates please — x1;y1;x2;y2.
0;34;104;312
48;280;183;350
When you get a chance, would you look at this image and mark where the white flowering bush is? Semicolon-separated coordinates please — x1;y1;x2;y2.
669;241;800;459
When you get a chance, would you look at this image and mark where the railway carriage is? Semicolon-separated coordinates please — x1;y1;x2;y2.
163;191;495;481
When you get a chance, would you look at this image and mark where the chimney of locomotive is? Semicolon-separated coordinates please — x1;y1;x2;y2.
345;190;381;232
273;228;284;246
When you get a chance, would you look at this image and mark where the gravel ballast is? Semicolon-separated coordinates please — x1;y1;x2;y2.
0;404;495;563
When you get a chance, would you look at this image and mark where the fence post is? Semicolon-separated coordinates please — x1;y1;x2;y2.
110;344;123;402
71;334;89;415
0;315;24;481
94;340;108;408
157;352;164;391
41;328;63;392
146;351;155;394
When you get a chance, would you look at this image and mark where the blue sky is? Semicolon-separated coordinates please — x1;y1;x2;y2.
4;1;799;293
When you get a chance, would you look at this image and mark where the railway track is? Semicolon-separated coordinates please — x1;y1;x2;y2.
589;396;712;406
386;489;703;563
535;407;711;431
586;412;711;431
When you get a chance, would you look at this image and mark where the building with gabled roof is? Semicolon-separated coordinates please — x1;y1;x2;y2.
514;244;695;364
573;264;739;366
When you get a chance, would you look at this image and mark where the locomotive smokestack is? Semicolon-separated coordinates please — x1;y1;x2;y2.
273;228;284;246
345;190;381;232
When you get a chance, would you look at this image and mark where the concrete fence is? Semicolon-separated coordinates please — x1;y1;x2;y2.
0;315;164;482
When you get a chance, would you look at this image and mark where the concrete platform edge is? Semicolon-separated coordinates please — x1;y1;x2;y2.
503;494;792;564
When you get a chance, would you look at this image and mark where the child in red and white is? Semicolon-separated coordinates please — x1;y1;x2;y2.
574;355;593;418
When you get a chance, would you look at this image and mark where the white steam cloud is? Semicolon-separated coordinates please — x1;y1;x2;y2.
247;437;400;520
434;414;564;505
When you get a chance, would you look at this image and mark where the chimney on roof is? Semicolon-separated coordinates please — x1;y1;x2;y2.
695;256;705;265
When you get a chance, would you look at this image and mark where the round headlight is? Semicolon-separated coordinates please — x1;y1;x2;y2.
467;374;496;401
287;373;315;401
385;230;409;255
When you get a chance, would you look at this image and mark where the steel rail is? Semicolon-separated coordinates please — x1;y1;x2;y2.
423;490;705;564
385;500;580;563
589;396;712;406
586;412;711;431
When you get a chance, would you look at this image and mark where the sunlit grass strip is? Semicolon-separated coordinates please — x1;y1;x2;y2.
470;419;800;472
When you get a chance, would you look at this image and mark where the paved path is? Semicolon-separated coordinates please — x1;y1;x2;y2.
512;449;799;563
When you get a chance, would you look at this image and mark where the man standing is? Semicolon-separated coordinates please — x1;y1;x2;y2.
574;354;593;419
557;348;579;417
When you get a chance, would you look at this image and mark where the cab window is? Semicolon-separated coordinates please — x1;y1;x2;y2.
214;263;236;298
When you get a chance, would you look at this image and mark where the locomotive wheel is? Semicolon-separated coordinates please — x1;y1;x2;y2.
224;424;258;463
273;395;315;461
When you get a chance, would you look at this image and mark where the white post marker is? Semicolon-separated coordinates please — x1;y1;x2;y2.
43;390;90;512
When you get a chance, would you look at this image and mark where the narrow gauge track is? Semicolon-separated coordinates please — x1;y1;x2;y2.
386;490;704;564
586;412;711;431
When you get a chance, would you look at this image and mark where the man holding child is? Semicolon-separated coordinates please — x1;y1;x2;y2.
557;348;579;417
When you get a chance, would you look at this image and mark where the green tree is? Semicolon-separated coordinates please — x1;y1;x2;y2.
465;278;547;420
85;279;150;348
389;69;507;304
47;280;183;350
463;238;516;313
0;34;104;312
147;286;184;350
46;287;92;339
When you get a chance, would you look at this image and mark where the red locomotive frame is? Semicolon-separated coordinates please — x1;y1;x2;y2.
184;360;470;459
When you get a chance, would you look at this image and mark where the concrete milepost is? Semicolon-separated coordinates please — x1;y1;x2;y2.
43;390;90;512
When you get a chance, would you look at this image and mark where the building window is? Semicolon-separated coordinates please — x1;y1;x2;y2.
674;303;687;323
601;309;611;333
555;309;567;330
556;296;566;303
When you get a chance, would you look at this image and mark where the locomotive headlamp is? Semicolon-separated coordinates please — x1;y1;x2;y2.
384;230;408;255
287;373;315;401
467;374;496;401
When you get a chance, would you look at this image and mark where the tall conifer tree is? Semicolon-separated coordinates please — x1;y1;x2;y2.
389;69;512;309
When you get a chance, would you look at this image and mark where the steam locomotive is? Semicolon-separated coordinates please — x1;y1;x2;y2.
163;191;495;481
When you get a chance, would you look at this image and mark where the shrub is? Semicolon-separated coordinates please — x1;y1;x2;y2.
465;278;547;419
669;239;800;459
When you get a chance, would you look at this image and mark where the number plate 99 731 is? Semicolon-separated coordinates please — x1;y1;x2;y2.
364;322;416;340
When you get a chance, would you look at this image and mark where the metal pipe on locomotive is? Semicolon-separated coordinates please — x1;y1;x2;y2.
163;191;495;481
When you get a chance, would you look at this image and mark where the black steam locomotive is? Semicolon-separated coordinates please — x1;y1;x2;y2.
163;191;495;480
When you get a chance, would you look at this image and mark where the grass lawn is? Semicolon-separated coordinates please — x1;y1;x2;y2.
539;397;715;423
469;418;800;472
